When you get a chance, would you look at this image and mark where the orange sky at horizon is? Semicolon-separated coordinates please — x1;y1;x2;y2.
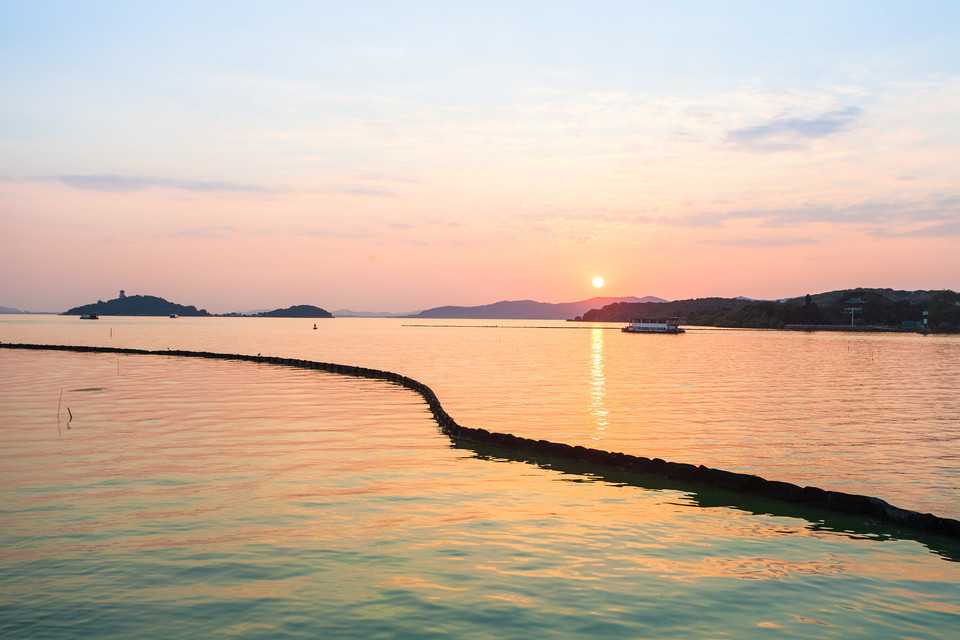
3;170;954;314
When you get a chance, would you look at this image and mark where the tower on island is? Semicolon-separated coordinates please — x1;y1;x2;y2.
842;297;865;326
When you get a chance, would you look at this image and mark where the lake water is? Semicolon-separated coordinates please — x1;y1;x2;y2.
1;315;959;638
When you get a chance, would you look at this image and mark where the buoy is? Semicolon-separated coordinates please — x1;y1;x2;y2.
313;324;317;330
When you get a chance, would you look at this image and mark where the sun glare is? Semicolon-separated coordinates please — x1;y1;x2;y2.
592;276;604;288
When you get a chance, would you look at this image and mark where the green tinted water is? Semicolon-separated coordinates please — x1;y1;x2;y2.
1;348;958;639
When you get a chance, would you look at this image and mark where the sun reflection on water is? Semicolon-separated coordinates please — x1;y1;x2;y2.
590;327;608;440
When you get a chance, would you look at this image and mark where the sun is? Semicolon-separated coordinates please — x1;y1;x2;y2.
592;276;604;288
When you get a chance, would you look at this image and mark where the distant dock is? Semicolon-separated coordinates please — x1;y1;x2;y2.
784;324;926;333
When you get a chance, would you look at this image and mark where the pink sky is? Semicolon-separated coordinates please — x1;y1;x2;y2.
2;3;958;313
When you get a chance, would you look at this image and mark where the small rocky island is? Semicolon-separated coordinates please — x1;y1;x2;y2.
64;291;210;317
63;291;333;318
255;305;333;318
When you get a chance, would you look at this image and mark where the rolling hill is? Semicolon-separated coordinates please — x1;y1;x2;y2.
410;296;666;320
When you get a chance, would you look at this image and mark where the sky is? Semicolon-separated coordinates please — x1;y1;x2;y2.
2;1;959;314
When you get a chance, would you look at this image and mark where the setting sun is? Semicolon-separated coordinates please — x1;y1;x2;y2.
592;277;604;288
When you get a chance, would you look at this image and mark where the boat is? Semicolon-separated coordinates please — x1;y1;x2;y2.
169;314;179;318
79;313;99;320
622;317;684;334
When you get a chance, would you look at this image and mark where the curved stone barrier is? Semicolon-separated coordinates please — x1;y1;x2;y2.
3;341;958;539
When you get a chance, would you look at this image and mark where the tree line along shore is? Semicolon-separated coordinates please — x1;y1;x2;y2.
577;288;960;332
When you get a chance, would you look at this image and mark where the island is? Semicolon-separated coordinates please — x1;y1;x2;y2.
64;291;210;317
255;305;333;318
62;291;333;319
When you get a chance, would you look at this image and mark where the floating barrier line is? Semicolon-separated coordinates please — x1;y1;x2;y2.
401;324;622;329
2;341;958;539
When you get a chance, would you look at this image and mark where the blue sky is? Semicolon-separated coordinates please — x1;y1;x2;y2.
2;1;959;312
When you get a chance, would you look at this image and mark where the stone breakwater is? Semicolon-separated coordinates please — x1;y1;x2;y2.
3;341;958;539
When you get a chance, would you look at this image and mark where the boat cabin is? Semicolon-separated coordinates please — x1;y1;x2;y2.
622;317;684;334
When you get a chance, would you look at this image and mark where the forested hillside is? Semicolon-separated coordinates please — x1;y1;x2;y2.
578;289;960;332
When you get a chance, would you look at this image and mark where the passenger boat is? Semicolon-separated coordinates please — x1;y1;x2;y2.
79;313;99;320
622;317;684;334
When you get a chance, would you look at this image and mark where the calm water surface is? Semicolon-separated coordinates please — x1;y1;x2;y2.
1;315;959;639
3;315;958;516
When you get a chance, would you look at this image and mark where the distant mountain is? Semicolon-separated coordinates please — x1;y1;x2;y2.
410;296;666;320
0;306;54;314
258;305;333;318
64;293;210;317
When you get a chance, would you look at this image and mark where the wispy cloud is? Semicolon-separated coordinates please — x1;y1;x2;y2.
700;236;820;248
812;200;952;227
697;196;960;230
726;106;863;152
517;211;633;224
164;224;378;241
327;185;398;197
55;174;275;194
632;214;724;228
871;220;960;238
508;194;959;240
301;227;376;240
172;226;238;240
353;170;422;184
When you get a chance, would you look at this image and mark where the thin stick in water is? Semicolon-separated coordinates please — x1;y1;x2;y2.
57;388;63;420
